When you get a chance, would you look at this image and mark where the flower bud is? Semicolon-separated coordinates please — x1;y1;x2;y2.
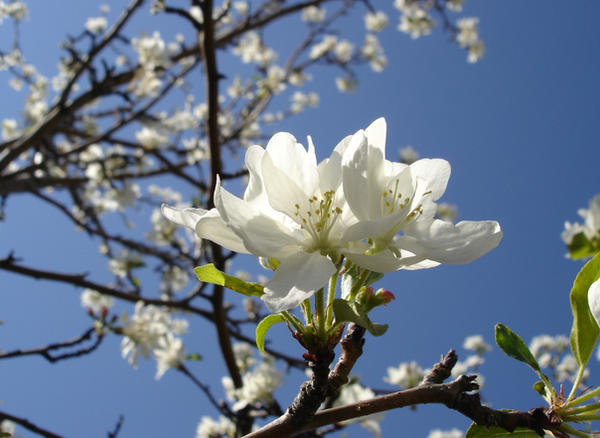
588;278;600;327
375;288;395;304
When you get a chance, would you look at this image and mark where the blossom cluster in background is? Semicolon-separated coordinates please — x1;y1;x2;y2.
562;194;600;260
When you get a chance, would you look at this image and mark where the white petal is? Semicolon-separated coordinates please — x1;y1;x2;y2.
401;219;502;264
588;279;600;328
215;179;303;258
318;134;352;192
262;252;336;312
264;132;319;191
364;117;387;157
161;204;208;230
261;150;316;221
243;145;266;203
342;131;386;221
409;159;451;201
195;210;250;254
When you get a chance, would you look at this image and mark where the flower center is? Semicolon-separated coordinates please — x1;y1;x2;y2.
294;190;343;251
381;177;411;215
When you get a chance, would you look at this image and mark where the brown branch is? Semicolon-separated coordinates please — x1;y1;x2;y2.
0;410;65;438
0;255;213;319
0;327;103;363
244;351;561;438
200;0;243;391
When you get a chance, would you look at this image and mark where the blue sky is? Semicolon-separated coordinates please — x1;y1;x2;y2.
1;1;600;437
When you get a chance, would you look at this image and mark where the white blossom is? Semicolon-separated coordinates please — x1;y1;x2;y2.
562;194;600;247
154;333;186;379
463;335;491;354
399;145;419;164
427;428;464;438
397;3;435;39
446;0;465;12
80;288;115;313
361;34;387;72
365;11;389;33
336;77;357;93
120;301;188;370
135;126;169;149
331;382;384;438
334;40;354;63
301;5;325;23
222;355;283;409
384;361;424;388
160;265;189;294
196;416;235;438
1;118;21;141
132;31;170;69
341;118;502;273
309;35;338;60
85;16;107;34
108;250;144;278
456;17;480;48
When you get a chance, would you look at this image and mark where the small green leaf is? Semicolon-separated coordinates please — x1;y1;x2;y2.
495;323;540;371
570;253;600;367
340;265;383;299
567;232;599;260
332;299;388;336
194;264;264;297
0;433;11;438
256;314;285;352
186;353;203;361
533;381;545;397
465;424;540;438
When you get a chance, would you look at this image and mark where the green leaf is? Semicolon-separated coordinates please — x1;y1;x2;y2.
532;380;546;398
194;264;264;297
465;424;540;438
186;353;203;361
332;299;388;336
256;314;285;352
340;265;383;299
0;433;11;438
570;253;600;367
567;232;598;260
495;323;540;372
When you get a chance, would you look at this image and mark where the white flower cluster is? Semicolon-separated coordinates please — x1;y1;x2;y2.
384;360;424;388
0;0;27;22
163;118;502;313
290;91;319;114
160;265;189;296
108;250;144;278
395;0;435;39
195;415;236;438
121;301;188;379
80;288;115;313
301;5;325;23
386;335;490;390
222;352;283;411
233;31;277;67
331;381;384;438
529;334;585;383
365;11;389;33
562;194;600;258
427;428;464;438
456;17;485;63
85;16;107;34
463;334;491;355
131;32;171;97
